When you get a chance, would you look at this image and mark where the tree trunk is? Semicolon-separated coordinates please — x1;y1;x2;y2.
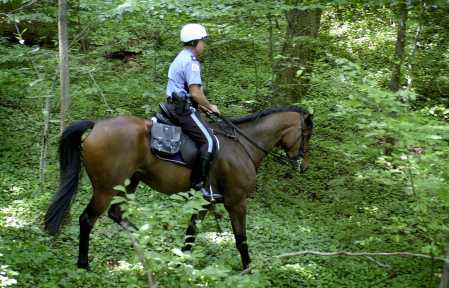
407;0;424;90
75;0;89;51
406;23;420;90
268;13;274;74
389;0;408;92
58;0;70;133
273;3;321;104
39;82;54;192
39;70;59;193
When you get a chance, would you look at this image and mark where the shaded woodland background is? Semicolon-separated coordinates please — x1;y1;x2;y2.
1;0;449;287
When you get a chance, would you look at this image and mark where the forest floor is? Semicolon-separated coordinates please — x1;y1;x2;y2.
0;42;447;287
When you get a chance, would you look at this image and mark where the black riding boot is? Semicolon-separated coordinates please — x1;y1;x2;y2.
194;154;223;203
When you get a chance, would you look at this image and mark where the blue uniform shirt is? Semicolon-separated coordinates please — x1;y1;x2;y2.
166;48;202;98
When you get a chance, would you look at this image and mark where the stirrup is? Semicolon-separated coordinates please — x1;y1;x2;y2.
200;185;223;203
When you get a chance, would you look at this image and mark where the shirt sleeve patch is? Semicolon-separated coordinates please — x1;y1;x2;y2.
191;63;200;72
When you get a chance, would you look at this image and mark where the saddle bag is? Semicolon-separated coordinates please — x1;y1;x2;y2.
150;121;182;155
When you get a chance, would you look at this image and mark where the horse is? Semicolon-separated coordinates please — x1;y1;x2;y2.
44;106;314;271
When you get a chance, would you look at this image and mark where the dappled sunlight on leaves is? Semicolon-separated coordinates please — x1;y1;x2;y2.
201;231;233;245
108;260;143;272
1;204;34;229
281;262;319;279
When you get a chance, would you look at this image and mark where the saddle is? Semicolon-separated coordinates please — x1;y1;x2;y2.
149;103;218;168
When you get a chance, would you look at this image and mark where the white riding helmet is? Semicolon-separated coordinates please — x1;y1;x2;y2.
180;23;208;43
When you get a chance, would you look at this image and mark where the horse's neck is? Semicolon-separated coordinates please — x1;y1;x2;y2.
239;113;290;167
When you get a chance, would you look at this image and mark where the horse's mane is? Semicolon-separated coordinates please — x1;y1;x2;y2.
229;106;312;127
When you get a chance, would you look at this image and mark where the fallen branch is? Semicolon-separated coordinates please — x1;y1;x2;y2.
119;221;157;288
275;250;448;263
87;69;113;113
363;256;391;268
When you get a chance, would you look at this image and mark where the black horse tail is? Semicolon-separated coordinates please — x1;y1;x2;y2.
44;120;95;235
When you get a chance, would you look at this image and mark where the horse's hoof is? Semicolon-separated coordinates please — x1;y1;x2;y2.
77;261;90;270
240;266;252;275
181;245;192;253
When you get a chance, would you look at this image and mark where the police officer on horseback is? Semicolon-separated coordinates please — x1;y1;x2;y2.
166;23;223;202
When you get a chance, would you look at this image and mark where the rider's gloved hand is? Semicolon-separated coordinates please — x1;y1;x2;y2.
200;104;220;116
209;104;221;116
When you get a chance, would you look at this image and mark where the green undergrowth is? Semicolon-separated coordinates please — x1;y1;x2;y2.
1;39;449;287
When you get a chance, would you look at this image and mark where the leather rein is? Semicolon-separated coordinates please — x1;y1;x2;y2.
207;112;305;169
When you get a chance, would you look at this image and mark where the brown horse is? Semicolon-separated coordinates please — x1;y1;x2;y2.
44;106;313;270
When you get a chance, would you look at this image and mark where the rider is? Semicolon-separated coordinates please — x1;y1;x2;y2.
166;23;223;202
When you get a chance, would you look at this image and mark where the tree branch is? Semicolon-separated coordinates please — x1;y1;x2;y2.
364;256;391;268
275;250;448;263
87;70;113;113
119;221;157;288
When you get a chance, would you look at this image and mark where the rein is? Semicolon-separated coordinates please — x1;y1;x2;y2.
207;112;300;168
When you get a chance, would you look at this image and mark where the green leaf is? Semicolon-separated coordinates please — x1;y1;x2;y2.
29;78;43;87
114;184;126;192
111;196;126;205
438;188;449;203
172;248;184;257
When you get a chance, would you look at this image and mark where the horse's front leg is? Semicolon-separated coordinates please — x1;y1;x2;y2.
225;199;250;270
182;203;212;252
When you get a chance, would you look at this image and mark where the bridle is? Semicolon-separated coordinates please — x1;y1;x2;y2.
208;112;307;170
287;113;308;169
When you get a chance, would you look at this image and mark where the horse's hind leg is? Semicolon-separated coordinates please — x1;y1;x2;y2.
108;175;140;230
77;191;113;269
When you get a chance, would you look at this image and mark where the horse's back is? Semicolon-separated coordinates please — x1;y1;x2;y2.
82;116;150;189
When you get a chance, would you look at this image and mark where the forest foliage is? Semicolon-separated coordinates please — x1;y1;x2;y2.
1;0;449;287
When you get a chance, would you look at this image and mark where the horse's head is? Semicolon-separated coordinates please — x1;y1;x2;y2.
279;111;313;173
